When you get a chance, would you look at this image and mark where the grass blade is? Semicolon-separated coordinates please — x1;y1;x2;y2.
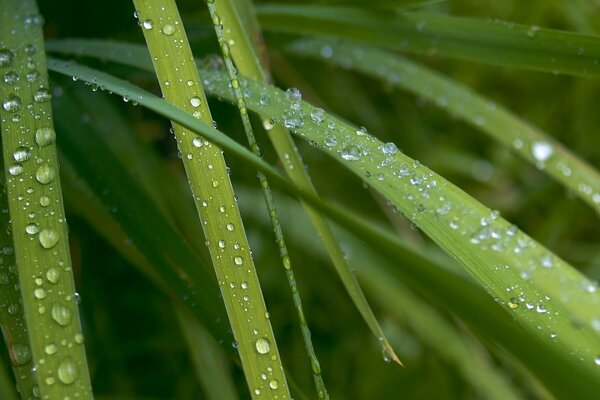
131;1;290;397
256;4;600;78
286;38;600;214
0;1;92;398
211;0;401;370
45;56;600;397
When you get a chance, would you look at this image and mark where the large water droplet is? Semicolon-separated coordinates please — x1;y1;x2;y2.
341;145;361;161
36;163;56;184
8;163;23;176
33;88;51;103
269;379;279;390
285;88;301;102
190;97;201;107
3;71;18;84
13;146;31;162
38;229;59;249
35;127;56;146
39;195;51;207
12;344;31;365
51;303;72;326
381;142;398;155
25;222;39;235
44;343;57;355
255;337;271;354
46;268;60;284
57;357;78;385
162;24;175;35
3;94;21;112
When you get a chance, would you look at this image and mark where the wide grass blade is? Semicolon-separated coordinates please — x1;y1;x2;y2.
131;1;290;397
256;4;600;78
45;56;600;397
0;1;93;398
286;38;600;214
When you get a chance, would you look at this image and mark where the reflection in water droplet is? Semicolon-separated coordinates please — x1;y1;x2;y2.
57;357;78;385
38;229;59;249
255;337;271;354
51;303;72;326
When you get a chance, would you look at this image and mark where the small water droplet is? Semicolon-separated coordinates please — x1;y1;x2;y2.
25;222;40;235
46;268;60;284
39;229;59;249
142;19;153;30
36;163;56;184
285;88;301;102
33;88;51;103
190;96;201;107
3;94;21;112
532;141;553;162
310;108;325;124
226;223;234;232
192;137;203;147
269;379;279;390
34;288;46;299
57;357;78;385
381;142;398;155
0;48;16;67
162;24;175;35
3;71;18;84
255;337;271;354
8;163;23;176
44;343;57;355
218;240;225;248
39;195;51;207
507;298;519;309
234;256;243;265
13;146;31;162
241;281;248;289
51;303;72;326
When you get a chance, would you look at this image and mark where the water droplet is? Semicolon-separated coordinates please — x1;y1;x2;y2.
536;304;548;314
341;145;361;161
0;48;15;68
507;298;519;309
532;141;553;162
310;108;325;124
51;303;72;326
190;97;201;107
44;343;57;355
46;268;60;284
234;256;243;265
142;19;153;30
12;344;31;365
39;195;51;207
192;137;203;147
39;229;59;249
324;135;337;148
57;357;78;385
269;379;279;390
25;222;39;235
74;333;84;344
218;240;225;248
34;288;46;299
282;255;291;270
3;94;21;112
13;146;31;162
381;142;398;155
3;71;18;84
255;337;271;354
36;163;56;184
33;88;51;103
26;69;39;82
527;25;540;38
162;24;175;35
595;356;600;366
285;88;301;102
211;179;220;188
35;127;56;147
8;163;23;176
241;281;248;289
226;223;234;231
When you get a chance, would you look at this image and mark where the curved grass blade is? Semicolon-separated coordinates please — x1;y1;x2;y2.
211;0;401;370
256;4;600;78
0;1;92;397
206;2;331;397
286;38;600;214
0;157;34;398
131;1;290;397
45;57;600;396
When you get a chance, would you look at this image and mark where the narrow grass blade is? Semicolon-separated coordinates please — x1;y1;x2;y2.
131;1;290;397
256;4;600;78
286;39;600;214
0;1;92;398
0;355;18;400
208;1;332;395
175;308;238;400
0;159;34;398
211;0;401;369
45;57;600;396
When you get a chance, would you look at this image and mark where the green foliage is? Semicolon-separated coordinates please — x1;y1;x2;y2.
1;0;600;399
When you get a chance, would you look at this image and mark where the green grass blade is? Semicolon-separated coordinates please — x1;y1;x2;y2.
45;57;600;396
0;1;93;398
0;355;18;400
131;1;290;397
256;4;600;78
206;1;331;397
286;39;600;214
211;0;401;369
0;157;34;398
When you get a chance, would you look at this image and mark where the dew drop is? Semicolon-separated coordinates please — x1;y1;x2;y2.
310;108;325;124
285;88;301;102
142;19;153;30
595;356;600;366
35;163;56;184
57;357;78;385
74;333;84;344
507;298;519;309
269;379;279;390
44;343;57;355
234;256;244;265
39;195;51;207
33;88;51;103
13;146;31;162
12;344;31;365
192;137;203;147
0;48;15;67
25;222;40;235
51;303;72;326
341;145;361;161
35;127;56;147
3;94;21;112
381;142;398;155
532;141;553;162
162;24;175;35
46;268;60;284
8;163;23;176
190;97;201;107
226;223;235;232
39;229;59;249
34;288;46;299
241;281;248;290
218;240;225;248
255;337;271;354
3;71;18;84
324;135;337;148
